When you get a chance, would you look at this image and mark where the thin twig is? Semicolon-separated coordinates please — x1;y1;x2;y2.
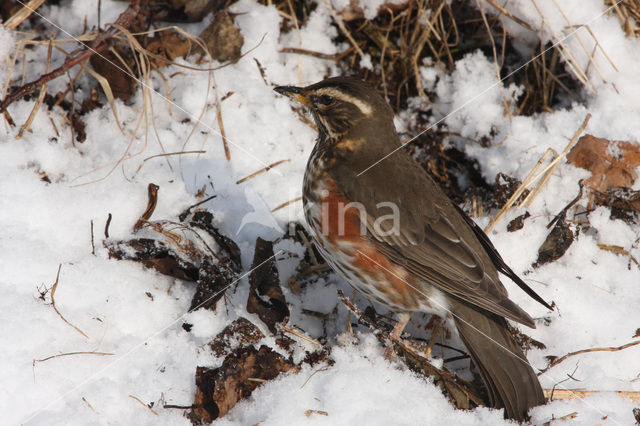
104;213;112;239
90;220;95;255
538;340;640;375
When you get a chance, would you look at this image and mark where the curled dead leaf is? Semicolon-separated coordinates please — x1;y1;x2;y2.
246;238;290;333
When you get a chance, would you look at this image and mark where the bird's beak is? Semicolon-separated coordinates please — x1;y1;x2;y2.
274;85;310;105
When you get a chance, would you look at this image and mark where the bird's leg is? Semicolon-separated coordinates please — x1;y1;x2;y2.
424;316;442;359
383;312;411;359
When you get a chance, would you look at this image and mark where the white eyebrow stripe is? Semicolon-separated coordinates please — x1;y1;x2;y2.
315;88;373;117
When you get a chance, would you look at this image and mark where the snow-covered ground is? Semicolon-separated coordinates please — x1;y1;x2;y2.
1;0;639;424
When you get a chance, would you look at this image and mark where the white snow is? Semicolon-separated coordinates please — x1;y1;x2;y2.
1;0;639;425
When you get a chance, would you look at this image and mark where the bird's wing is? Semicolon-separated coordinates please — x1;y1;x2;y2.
333;150;547;327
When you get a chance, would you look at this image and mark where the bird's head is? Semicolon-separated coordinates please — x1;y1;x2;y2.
274;77;395;143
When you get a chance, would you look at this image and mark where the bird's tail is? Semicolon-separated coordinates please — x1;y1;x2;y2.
450;299;545;421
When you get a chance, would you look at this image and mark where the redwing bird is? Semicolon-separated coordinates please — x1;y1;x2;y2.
274;76;551;421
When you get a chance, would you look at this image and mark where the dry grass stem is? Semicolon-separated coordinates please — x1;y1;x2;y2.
529;0;594;92
483;148;554;232
280;46;353;61
606;0;640;37
542;411;578;424
596;244;640;267
212;72;231;161
322;0;364;58
475;0;511;121
271;196;302;212
304;409;329;417
300;366;330;389
4;0;46;30
543;389;640;401
34;351;114;364
17;35;53;138
81;397;98;414
128;395;159;416
485;113;591;232
281;324;323;347
236;159;291;184
550;0;608;83
286;0;304;85
50;264;89;339
133;150;206;176
483;0;535;32
574;24;619;72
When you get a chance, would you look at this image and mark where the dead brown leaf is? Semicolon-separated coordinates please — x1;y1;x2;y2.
190;345;299;422
89;44;137;102
146;31;192;67
208;317;265;357
567;134;640;193
198;10;244;63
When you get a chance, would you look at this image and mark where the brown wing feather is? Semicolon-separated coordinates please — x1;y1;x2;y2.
332;148;544;327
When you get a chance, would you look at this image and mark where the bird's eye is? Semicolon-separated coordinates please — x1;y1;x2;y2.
317;95;334;106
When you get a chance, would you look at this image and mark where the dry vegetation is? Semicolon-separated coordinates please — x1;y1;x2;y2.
3;0;640;423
